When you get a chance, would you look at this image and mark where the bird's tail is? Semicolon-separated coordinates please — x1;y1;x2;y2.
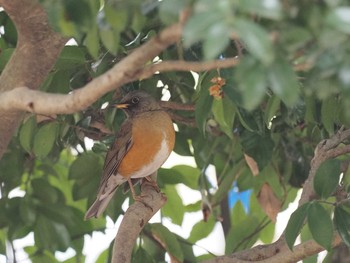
84;191;116;220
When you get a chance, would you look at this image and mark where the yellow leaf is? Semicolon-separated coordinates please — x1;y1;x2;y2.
257;183;282;222
244;153;259;176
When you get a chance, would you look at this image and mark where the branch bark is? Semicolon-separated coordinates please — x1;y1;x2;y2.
0;0;67;159
112;173;167;263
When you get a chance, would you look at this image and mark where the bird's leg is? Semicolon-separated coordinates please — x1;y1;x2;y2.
127;177;153;211
144;176;160;193
127;177;142;201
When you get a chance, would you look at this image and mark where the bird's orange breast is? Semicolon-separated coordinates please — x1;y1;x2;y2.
117;111;175;177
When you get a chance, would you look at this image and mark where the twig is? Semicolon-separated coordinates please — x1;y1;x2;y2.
139;57;240;79
159;101;195;111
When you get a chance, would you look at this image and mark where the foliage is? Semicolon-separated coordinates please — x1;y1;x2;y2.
1;0;350;262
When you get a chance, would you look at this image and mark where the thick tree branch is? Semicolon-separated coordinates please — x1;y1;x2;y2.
0;55;239;115
203;235;341;263
0;0;67;159
299;128;350;206
112;173;167;263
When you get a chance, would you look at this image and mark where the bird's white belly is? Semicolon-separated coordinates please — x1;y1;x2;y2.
129;136;169;178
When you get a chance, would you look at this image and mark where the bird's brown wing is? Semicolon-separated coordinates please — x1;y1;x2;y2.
97;119;133;193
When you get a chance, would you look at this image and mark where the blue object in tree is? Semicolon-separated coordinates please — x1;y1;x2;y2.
228;183;252;212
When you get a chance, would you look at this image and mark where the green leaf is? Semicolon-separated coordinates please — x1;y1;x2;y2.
188;217;216;243
34;215;70;252
212;97;235;138
183;11;222;48
132;247;155;263
314;159;341;199
54;46;86;70
195;74;214;133
0;48;14;71
285;203;310;250
85;25;99;58
159;0;188;25
172;165;201;189
69;153;103;181
327;7;350;34
321;96;339;135
203;23;230;59
334;206;350;247
238;0;282;20
100;28;120;55
31;178;59;204
161;185;185;225
268;57;300;106
307;202;333;250
105;6;127;32
19;198;37;225
234;19;274;65
240;131;274;170
33;122;59;159
235;56;268;110
264;95;281;126
150;223;183;262
19;116;37;153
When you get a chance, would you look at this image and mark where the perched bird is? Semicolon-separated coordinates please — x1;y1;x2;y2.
85;90;175;219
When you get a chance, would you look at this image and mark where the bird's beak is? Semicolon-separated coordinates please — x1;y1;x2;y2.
109;103;129;109
115;103;129;109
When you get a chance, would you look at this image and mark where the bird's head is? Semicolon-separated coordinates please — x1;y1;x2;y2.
112;90;161;117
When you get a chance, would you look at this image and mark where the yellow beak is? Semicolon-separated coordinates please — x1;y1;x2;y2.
115;103;129;109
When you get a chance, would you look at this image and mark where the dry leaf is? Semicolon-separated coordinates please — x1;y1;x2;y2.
257;183;282;222
244;153;259;176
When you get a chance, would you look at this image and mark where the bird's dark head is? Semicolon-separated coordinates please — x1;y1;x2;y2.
113;90;161;117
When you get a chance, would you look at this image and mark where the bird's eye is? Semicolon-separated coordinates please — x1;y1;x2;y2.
131;97;139;104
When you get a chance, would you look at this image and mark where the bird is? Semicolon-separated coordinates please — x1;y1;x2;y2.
85;90;175;219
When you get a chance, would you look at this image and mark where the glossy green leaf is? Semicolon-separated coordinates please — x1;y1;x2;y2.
150;223;183;262
334;206;350;247
19;116;37;153
33;122;59;159
268;57;300;106
234;19;274;65
307;202;333;250
314;159;341;199
188;217;216;243
285;203;310;250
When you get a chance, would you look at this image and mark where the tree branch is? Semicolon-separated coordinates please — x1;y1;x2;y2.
139;57;240;79
112;173;167;263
